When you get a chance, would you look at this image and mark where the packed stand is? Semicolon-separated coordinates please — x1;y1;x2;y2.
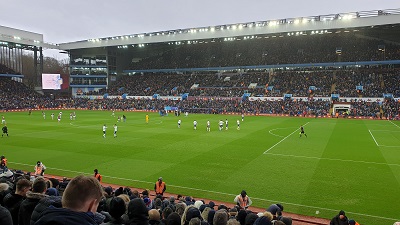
130;33;400;70
0;64;18;75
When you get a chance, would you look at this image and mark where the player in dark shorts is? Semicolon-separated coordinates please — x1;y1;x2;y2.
2;125;8;137
299;125;307;138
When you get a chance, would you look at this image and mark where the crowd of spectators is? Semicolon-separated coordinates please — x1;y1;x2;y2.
84;67;398;99
0;64;18;75
0;72;400;118
129;33;400;70
0;164;298;225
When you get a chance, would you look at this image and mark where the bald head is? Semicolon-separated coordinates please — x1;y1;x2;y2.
149;209;161;221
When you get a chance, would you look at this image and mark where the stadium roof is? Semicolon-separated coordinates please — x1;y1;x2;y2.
59;8;400;50
0;25;58;50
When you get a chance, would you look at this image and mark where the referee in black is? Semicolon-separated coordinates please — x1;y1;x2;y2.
2;125;8;137
299;125;307;138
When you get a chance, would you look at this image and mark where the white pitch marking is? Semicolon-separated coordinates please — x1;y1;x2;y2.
389;120;400;129
268;128;285;138
264;152;400;167
368;129;380;147
264;122;309;154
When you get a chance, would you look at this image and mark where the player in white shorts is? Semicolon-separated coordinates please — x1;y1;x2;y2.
219;120;223;131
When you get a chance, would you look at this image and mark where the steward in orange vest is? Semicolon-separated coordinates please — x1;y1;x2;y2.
0;155;7;166
94;169;102;182
34;161;46;176
154;177;166;196
234;190;252;209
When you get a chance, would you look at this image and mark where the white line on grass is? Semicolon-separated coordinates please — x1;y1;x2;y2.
264;152;400;167
268;128;285;138
8;161;399;221
389;120;400;129
264;122;309;154
368;129;380;147
369;130;400;132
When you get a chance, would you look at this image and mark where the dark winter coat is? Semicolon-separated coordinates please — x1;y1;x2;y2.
18;191;47;225
33;207;99;225
3;192;25;225
31;196;62;225
0;205;13;225
127;198;149;225
330;214;349;225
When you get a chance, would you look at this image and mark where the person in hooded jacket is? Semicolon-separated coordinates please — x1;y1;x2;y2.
127;198;149;225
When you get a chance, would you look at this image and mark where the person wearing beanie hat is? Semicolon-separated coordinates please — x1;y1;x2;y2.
104;186;113;197
244;213;258;225
166;212;181;225
234;190;252;210
266;203;284;218
104;197;126;225
253;216;272;225
45;188;59;196
127;198;149;225
330;210;348;225
184;207;202;225
144;197;153;210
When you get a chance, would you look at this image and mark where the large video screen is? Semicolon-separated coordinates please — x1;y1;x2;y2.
42;74;63;90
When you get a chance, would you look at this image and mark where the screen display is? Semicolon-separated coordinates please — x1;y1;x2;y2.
42;74;63;90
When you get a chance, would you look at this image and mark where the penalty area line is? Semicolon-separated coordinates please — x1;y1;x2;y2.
368;129;380;147
264;122;309;154
389;120;400;129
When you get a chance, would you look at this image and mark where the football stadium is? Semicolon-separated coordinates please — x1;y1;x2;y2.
1;7;400;225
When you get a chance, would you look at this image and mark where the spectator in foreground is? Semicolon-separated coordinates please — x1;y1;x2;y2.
18;177;47;225
330;210;348;225
34;175;104;225
3;178;32;225
0;204;12;225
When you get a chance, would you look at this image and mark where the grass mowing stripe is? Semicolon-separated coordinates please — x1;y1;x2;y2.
3;112;399;224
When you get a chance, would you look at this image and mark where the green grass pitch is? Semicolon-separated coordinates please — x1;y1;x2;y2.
1;110;399;225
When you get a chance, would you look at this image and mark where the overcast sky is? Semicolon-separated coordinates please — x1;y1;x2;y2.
2;0;400;58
